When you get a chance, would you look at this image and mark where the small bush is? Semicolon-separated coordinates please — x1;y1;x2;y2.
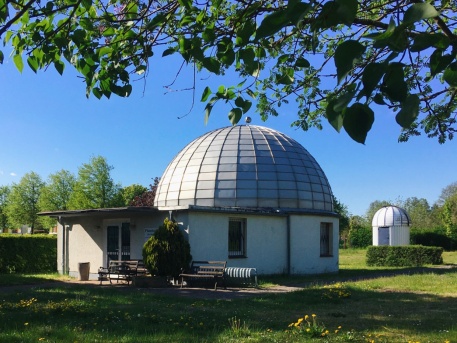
348;226;372;248
366;245;443;267
142;218;192;277
0;234;57;273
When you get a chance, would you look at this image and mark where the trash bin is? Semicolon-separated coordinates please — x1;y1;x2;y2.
78;262;90;281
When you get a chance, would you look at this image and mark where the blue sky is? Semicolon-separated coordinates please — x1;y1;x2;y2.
0;55;456;217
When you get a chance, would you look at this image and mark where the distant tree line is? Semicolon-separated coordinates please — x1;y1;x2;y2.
0;156;159;234
335;182;457;250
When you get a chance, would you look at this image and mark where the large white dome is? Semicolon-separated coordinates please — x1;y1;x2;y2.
154;125;334;212
372;206;411;227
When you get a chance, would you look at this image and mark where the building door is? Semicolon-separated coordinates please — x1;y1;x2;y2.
378;227;390;245
107;223;131;262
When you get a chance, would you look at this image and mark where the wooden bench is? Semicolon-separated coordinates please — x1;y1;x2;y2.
179;261;227;291
98;260;144;285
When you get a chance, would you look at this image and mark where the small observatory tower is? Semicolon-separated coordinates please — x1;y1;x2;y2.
372;206;411;246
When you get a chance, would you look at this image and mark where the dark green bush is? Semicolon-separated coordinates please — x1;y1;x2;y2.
349;226;372;248
0;234;57;273
142;218;192;277
366;245;443;267
410;227;456;251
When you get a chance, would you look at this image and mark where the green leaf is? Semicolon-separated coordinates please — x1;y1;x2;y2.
201;86;212;102
403;3;439;25
162;48;176;57
430;51;454;77
255;9;289;41
13;54;24;73
54;60;65;75
98;46;113;58
410;33;450;52
228;108;243;125
0;50;3;64
241;100;252;113
443;62;457;87
396;94;420;128
27;56;39;73
334;40;366;84
333;91;355;112
286;2;312;26
295;57;310;68
381;63;408;102
276;68;294;85
326;99;343;132
204;100;216;125
373;93;385;105
335;0;358;26
93;87;102;99
202;57;221;74
343;103;374;144
360;62;387;99
236;21;255;46
365;17;396;42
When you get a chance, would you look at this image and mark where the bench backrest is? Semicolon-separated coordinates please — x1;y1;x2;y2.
108;260;139;273
190;260;226;276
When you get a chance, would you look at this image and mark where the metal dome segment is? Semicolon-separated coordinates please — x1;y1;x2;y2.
154;125;334;212
372;206;411;227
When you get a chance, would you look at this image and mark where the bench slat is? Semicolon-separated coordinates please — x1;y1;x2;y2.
180;260;227;291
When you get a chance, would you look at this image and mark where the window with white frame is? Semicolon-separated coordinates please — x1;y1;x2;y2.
228;218;247;258
320;222;333;257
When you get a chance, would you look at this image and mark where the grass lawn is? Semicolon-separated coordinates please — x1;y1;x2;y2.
0;249;456;342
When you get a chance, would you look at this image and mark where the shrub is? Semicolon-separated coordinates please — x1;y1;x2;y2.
348;226;372;248
142;218;192;277
0;234;57;273
366;245;443;267
410;227;456;251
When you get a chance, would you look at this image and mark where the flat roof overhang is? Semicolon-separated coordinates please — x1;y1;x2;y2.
38;206;159;219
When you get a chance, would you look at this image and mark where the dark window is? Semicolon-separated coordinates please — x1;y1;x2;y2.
229;218;246;258
320;222;333;257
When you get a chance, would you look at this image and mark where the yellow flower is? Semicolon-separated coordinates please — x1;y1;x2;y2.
304;315;309;320
335;330;339;334
297;318;304;324
338;326;342;329
306;328;311;332
24;323;29;326
312;314;316;318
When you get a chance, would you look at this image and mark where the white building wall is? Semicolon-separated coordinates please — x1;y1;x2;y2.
390;225;410;246
289;215;339;274
59;219;104;279
187;212;288;274
372;225;410;246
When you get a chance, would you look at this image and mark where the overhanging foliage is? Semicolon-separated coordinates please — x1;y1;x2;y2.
1;0;456;143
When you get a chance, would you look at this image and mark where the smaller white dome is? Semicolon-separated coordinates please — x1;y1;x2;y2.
372;206;411;227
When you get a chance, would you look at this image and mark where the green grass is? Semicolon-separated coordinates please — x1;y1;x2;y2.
0;249;456;342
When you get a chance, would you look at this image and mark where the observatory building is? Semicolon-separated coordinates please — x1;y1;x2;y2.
372;205;411;246
42;125;339;278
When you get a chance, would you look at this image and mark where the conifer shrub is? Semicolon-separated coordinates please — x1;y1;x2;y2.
142;218;192;277
366;245;443;267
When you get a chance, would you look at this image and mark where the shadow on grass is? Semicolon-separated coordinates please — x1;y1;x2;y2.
0;277;456;342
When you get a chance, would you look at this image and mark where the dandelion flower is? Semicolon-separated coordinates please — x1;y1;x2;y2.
312;314;316;318
304;315;309;320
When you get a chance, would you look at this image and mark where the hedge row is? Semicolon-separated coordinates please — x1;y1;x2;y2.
366;245;443;267
0;234;57;273
410;228;457;251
